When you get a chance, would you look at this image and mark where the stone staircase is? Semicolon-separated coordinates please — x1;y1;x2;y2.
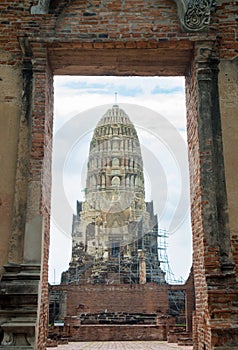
177;335;193;346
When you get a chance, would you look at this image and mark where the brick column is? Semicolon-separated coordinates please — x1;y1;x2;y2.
0;38;40;350
0;40;53;350
195;42;232;270
188;40;238;350
30;42;53;350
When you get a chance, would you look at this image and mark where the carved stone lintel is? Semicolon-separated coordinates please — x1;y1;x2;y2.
31;0;50;14
174;0;216;32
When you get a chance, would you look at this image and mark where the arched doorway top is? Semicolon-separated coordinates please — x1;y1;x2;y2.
31;0;216;32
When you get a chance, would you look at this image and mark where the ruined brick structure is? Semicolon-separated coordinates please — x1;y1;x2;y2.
48;282;171;342
48;273;195;342
0;0;238;349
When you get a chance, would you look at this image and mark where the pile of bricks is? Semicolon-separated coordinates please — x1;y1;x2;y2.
80;312;158;325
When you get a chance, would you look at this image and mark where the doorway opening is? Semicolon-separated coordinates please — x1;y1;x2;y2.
49;75;192;286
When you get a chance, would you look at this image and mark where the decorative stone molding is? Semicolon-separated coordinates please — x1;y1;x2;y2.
0;330;34;348
0;264;39;349
194;40;219;64
174;0;216;32
1;332;14;346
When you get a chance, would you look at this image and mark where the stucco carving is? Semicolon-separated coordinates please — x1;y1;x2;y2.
184;0;216;31
174;0;216;31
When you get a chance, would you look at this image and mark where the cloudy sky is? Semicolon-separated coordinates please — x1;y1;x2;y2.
49;76;192;284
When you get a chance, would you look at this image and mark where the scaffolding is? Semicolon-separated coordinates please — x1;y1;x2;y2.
157;228;184;284
64;228;183;286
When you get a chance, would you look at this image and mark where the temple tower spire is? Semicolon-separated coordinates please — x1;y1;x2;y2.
62;105;165;285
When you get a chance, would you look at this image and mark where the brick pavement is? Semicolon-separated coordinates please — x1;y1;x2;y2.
47;341;192;350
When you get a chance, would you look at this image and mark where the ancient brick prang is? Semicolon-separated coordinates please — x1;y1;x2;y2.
62;105;165;285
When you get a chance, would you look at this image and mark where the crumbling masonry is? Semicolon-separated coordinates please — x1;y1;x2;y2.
0;1;238;349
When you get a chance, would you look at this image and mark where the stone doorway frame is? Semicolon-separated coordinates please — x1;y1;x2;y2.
0;1;237;349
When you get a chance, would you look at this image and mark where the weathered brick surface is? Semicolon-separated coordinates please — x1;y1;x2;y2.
52;283;169;316
66;324;167;341
0;1;238;349
49;280;194;342
49;283;176;341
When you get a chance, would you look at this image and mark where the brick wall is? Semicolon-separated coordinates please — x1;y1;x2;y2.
68;324;167;341
49;323;168;341
52;283;169;316
49;283;174;341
